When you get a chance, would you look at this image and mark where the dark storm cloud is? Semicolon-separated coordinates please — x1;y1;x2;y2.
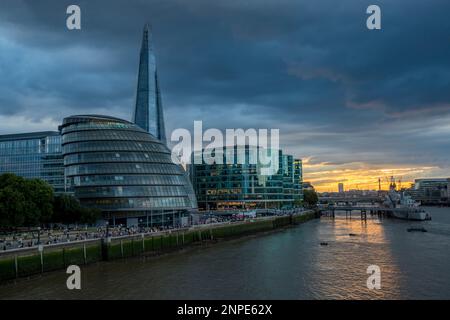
0;0;450;181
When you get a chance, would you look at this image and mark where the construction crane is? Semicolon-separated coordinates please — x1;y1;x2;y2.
384;176;397;191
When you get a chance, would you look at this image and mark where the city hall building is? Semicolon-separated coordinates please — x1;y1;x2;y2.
60;115;197;227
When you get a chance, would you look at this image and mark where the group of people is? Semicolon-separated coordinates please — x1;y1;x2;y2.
1;209;305;251
0;224;182;251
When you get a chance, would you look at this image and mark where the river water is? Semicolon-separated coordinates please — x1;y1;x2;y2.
1;207;449;300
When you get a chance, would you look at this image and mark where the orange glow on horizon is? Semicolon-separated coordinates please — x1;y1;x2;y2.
301;159;438;193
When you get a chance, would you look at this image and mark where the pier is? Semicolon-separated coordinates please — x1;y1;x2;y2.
318;205;396;220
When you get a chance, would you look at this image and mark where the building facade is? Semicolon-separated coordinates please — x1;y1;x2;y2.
190;146;303;210
133;24;166;144
60;115;197;227
0;131;65;193
408;178;450;205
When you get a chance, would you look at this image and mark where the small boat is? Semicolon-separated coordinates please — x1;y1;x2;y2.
407;227;427;233
320;242;328;246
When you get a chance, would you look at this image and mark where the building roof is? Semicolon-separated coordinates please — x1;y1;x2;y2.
0;131;60;142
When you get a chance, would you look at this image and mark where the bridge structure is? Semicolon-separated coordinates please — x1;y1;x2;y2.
318;196;385;205
318;205;396;220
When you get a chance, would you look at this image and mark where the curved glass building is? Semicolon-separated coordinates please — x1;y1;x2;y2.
60;115;197;227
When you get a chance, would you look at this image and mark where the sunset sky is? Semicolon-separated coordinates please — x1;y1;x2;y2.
0;0;449;192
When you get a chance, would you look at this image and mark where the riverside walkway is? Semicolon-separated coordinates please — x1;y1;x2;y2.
0;208;307;255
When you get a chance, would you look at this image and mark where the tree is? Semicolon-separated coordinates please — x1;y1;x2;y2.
80;207;102;224
23;179;54;225
53;194;101;225
53;194;82;224
0;173;101;227
0;173;54;227
303;189;318;207
0;186;26;228
294;198;303;208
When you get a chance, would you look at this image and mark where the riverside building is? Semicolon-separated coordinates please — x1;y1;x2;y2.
0;131;65;193
408;178;450;205
59;115;197;227
190;146;303;210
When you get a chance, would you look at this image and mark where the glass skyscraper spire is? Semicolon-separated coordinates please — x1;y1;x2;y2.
133;24;166;144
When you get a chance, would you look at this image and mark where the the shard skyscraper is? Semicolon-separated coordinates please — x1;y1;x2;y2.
133;24;166;144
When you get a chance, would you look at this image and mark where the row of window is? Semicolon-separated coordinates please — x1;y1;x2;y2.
62;130;159;144
197;195;291;201
195;181;286;187
65;163;182;176
61;121;136;134
75;185;190;198
0;143;61;155
62;141;168;154
71;174;188;187
64;151;172;165
82;196;192;210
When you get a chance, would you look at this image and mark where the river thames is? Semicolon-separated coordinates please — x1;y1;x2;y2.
1;207;449;299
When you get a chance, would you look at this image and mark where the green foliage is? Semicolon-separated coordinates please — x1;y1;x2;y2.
303;189;319;207
52;194;81;224
0;186;26;227
80;207;102;224
0;173;54;227
23;179;54;225
294;197;303;207
0;173;102;227
52;194;101;225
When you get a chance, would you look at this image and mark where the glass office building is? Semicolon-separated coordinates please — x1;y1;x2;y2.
133;24;166;144
0;131;65;193
60;115;197;227
407;178;450;205
190;146;303;210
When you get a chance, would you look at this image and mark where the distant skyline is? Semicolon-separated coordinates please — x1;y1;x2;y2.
0;0;449;192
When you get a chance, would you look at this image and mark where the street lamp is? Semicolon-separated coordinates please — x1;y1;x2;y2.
105;221;110;239
37;227;41;245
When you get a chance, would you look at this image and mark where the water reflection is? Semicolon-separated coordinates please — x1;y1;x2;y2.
310;215;402;299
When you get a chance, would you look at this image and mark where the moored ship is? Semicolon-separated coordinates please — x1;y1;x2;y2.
383;177;431;221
